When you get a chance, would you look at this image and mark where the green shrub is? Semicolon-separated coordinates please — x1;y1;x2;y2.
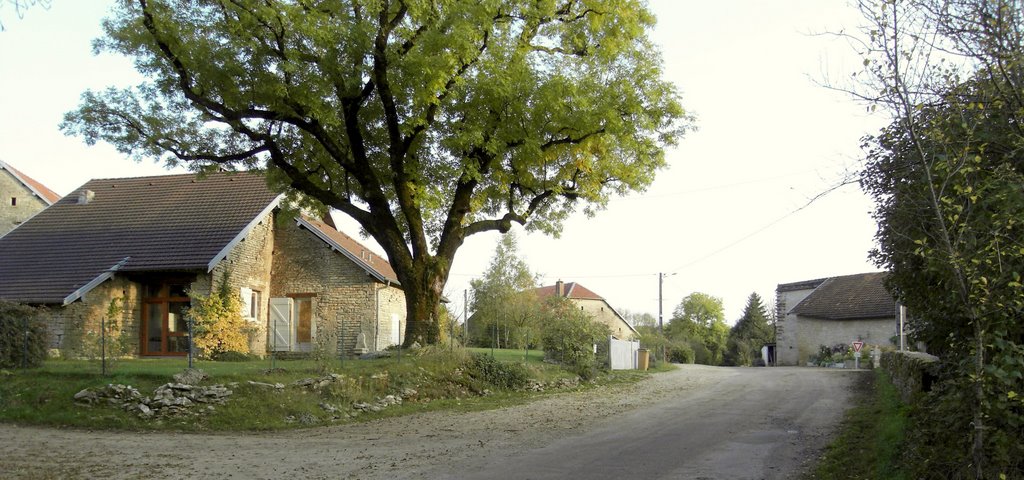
0;301;48;368
668;340;694;364
212;350;259;362
465;353;529;390
540;299;610;379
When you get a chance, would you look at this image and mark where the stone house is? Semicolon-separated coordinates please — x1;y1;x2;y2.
0;171;405;357
0;160;62;237
535;280;638;340
775;272;897;366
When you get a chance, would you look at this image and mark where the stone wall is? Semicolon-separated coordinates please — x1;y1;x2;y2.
0;169;49;237
270;217;405;356
881;350;940;403
574;298;635;340
784;315;896;365
198;211;275;354
47;276;141;356
775;287;816;365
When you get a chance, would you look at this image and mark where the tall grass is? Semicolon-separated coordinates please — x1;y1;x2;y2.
809;369;909;480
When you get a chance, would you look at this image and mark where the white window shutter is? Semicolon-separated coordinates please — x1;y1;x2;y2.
240;287;253;318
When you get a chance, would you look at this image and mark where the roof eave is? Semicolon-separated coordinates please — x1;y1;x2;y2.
207;194;284;272
295;217;400;286
62;257;130;306
0;160;59;206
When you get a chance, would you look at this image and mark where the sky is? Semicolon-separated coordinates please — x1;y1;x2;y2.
0;1;885;323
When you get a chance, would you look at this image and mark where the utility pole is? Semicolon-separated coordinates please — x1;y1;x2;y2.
658;273;665;333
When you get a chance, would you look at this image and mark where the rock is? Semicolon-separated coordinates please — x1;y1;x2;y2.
319;402;338;413
359;351;392;360
136;403;153;417
73;389;98;404
248;380;285;390
401;388;418;398
172;368;208;385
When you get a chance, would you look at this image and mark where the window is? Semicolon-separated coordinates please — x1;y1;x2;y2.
141;280;192;356
240;287;261;321
10;197;16;206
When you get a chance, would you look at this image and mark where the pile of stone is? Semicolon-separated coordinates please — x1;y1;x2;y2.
344;387;418;415
292;373;344;390
522;376;581;393
74;382;233;418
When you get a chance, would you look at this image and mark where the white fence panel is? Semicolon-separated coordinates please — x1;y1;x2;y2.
609;336;640;370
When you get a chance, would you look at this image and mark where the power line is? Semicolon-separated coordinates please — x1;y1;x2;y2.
666;173;861;273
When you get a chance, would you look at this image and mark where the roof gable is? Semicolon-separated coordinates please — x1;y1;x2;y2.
789;272;895;320
0;160;61;205
297;217;401;286
0;171;281;304
534;282;603;300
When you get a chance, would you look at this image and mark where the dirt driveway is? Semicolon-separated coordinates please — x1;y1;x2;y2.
0;365;860;479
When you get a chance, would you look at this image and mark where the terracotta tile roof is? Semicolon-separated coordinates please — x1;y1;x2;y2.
0;160;62;204
534;281;604;300
297;217;401;286
0;171;281;304
789;272;895;320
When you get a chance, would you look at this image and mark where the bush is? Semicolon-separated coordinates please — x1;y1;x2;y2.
187;276;255;358
212;350;259;362
668;340;694;364
0;301;48;368
540;300;610;379
465;353;529;390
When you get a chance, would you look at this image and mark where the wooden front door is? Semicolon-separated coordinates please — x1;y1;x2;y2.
141;281;191;356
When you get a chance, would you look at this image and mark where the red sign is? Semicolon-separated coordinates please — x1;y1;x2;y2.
852;341;865;353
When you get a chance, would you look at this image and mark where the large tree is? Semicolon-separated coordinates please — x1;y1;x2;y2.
724;292;772;366
62;0;689;346
667;292;728;365
853;0;1024;475
469;231;539;348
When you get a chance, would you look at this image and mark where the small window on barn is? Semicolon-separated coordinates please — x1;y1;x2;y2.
240;287;261;321
10;197;16;206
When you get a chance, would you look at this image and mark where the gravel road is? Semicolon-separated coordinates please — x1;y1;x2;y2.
0;365;860;479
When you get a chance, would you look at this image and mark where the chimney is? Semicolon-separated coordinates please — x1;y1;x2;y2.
322;210;337;229
555;280;564;297
77;189;95;205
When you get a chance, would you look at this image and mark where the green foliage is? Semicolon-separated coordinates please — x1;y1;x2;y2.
0;302;48;368
212;351;259;362
667;340;694;364
540;296;610;379
724;293;773;366
67;298;136;372
857;1;1024;474
187;278;256;358
470;232;541;349
62;0;691;346
465;353;529;390
666;292;728;365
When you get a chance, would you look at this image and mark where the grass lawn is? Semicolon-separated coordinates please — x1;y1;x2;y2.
1;347;655;432
468;347;545;364
807;369;909;480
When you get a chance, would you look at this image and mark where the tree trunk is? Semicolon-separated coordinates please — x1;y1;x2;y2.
398;258;447;348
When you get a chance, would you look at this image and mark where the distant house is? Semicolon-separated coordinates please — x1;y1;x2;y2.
775;272;897;365
0;160;62;237
535;280;638;340
0;171;405;357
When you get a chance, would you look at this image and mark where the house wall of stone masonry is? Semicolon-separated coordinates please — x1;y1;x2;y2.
46;276;142;357
270;218;405;356
196;211;276;355
0;169;49;238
